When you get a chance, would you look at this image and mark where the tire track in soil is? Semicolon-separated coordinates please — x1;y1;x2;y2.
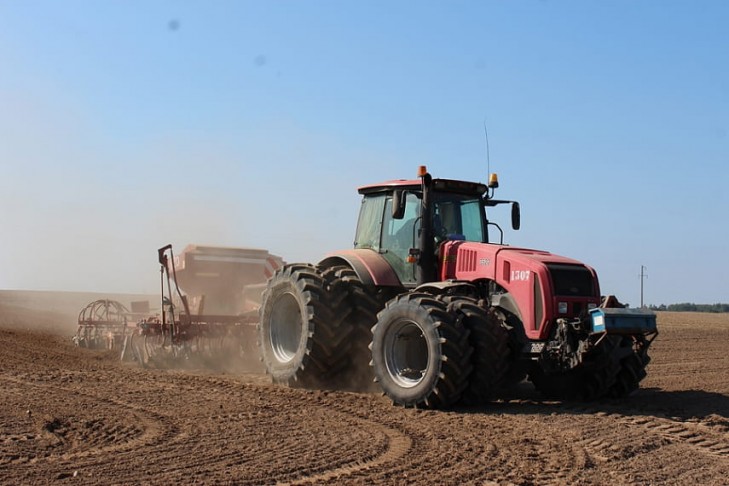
1;370;329;483
558;405;657;468
532;446;590;486
563;403;729;461
299;399;446;485
621;415;729;458
527;400;729;486
313;400;592;486
277;409;412;486
171;376;407;484
10;375;268;479
0;375;179;462
60;372;405;484
496;423;588;485
173;373;600;484
494;399;672;485
491;400;630;486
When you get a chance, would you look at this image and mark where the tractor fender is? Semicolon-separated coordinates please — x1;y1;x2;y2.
490;292;523;324
319;249;402;288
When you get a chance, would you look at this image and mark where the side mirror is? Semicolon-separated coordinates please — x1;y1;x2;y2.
511;202;521;230
392;190;406;220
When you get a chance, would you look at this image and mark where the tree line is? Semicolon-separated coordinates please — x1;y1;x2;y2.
648;303;729;313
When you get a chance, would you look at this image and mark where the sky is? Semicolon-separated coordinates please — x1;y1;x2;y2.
0;0;727;306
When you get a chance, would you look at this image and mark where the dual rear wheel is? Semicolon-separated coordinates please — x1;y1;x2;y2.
370;293;472;408
258;264;352;389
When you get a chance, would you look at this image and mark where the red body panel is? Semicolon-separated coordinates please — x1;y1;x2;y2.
440;241;601;340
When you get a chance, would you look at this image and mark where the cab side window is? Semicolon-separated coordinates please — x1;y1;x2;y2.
354;194;386;251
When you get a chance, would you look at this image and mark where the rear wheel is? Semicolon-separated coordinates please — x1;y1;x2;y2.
258;264;351;389
371;293;473;409
321;265;384;392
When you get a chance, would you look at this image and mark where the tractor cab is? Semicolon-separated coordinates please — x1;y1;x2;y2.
354;167;520;286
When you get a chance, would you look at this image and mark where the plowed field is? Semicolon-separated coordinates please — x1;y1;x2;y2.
2;304;728;485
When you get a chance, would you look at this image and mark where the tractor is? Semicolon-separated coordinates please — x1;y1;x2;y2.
258;166;657;408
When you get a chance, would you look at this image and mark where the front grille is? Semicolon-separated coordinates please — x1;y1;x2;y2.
573;302;583;316
547;264;596;297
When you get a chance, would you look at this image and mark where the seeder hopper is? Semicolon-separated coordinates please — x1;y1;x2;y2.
131;244;283;368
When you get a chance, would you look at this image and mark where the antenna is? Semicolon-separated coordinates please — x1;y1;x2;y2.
483;119;491;175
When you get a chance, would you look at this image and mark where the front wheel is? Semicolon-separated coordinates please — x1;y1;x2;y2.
609;336;651;398
529;335;628;401
370;293;473;409
440;297;511;404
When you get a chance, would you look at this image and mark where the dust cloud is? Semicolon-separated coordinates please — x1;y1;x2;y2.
0;290;153;335
0;243;280;376
0;289;267;374
143;335;266;375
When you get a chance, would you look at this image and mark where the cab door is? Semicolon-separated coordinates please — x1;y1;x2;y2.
381;192;420;285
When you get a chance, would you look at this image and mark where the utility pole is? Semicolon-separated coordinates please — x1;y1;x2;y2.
639;265;648;308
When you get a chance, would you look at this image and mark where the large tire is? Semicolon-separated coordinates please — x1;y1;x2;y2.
609;336;651;398
440;296;511;404
371;293;473;409
320;265;384;392
496;311;530;388
258;264;351;389
529;335;630;401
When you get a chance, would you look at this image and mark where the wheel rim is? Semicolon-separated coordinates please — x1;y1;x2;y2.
384;318;429;388
269;292;303;363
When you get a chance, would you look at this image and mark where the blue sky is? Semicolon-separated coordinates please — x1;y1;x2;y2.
0;1;727;305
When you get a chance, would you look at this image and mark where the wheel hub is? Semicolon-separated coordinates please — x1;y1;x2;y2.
269;293;302;363
384;319;429;388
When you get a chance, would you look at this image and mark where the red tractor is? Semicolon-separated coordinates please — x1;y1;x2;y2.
259;167;657;408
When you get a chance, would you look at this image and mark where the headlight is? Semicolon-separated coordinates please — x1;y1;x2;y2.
587;303;597;310
558;302;568;314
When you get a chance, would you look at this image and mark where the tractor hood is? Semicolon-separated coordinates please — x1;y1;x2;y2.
440;241;596;281
440;241;601;340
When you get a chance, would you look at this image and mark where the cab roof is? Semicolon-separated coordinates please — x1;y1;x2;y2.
358;178;488;197
357;179;420;194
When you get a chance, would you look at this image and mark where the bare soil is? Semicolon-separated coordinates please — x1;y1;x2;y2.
2;296;729;485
